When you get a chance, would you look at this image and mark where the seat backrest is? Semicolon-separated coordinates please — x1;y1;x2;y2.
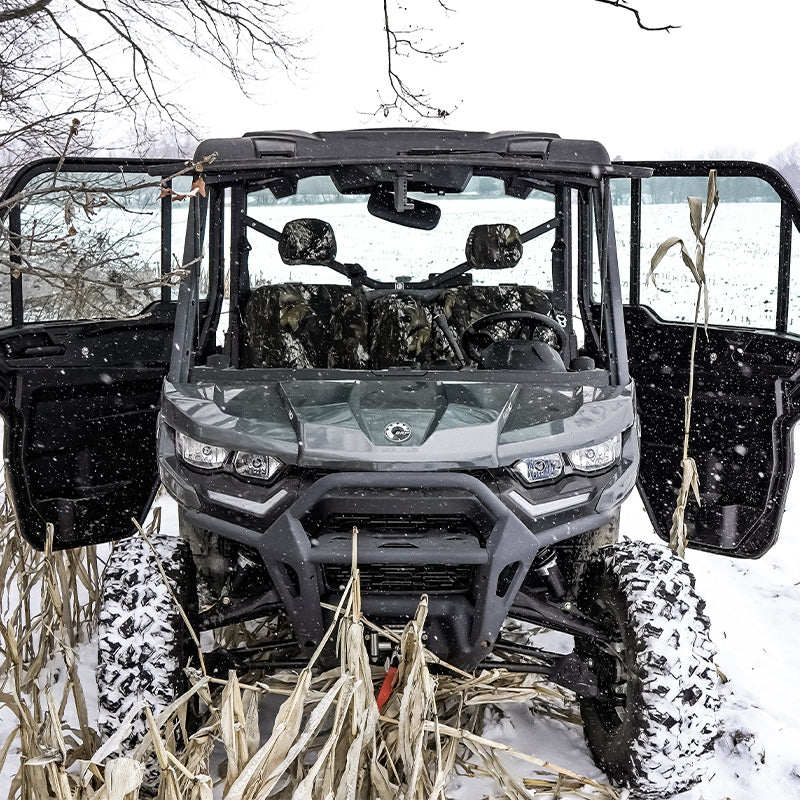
243;282;555;369
368;294;434;369
243;283;369;368
431;285;555;364
436;285;553;334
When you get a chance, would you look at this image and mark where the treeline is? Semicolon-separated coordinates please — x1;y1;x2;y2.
612;175;779;205
251;173;783;208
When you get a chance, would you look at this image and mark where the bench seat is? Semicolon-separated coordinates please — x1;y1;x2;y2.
243;283;556;369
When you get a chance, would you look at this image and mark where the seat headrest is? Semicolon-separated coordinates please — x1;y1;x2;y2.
279;218;337;265
465;223;522;270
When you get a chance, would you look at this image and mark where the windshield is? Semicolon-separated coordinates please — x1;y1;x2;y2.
185;164;628;382
246;175;556;289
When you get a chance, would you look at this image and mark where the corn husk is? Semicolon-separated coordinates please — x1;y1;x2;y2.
0;493;615;799
650;170;720;557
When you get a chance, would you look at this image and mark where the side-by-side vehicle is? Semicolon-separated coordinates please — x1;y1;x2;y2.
3;129;800;796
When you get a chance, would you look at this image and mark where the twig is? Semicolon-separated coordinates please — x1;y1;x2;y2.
593;0;679;32
52;119;80;189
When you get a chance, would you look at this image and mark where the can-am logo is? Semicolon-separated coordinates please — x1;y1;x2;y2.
384;421;411;443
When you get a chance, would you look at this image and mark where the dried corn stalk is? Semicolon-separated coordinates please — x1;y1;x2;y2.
1;496;616;799
648;170;719;557
0;490;103;800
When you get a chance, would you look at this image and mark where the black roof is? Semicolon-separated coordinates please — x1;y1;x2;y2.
189;129;651;179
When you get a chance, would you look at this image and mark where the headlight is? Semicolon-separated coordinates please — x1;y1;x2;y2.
176;431;228;470
512;454;564;484
568;434;621;473
233;451;284;481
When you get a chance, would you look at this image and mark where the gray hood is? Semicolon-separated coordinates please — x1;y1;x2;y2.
162;377;634;470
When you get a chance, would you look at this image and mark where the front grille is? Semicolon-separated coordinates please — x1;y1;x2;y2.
323;563;474;594
320;512;478;538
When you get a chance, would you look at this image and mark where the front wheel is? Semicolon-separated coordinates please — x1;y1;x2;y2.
575;539;719;798
97;533;197;792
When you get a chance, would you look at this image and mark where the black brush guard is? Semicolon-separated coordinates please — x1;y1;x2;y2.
181;472;543;669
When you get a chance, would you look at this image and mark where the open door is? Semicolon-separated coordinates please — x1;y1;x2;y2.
0;158;190;549
610;161;800;557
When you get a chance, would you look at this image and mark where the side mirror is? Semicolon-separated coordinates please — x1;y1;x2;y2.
367;188;441;230
278;218;337;265
465;224;522;269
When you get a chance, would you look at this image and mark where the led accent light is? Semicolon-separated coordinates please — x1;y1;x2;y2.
507;489;592;517
568;434;622;473
512;454;564;484
176;431;228;470
207;488;289;516
233;451;284;481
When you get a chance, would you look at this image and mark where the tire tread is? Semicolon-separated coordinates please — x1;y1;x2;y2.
580;539;719;798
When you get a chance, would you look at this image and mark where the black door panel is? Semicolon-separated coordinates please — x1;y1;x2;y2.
6;370;164;549
0;158;179;550
0;311;175;549
0;317;174;367
624;305;800;557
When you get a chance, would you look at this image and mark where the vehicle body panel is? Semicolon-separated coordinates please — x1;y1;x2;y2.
161;376;634;469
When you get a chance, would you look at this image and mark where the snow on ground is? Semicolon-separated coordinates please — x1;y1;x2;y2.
468;489;800;800
2;473;799;798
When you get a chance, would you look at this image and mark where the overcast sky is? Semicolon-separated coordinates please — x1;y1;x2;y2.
180;1;799;162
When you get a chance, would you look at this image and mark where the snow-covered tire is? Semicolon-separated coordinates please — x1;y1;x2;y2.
575;539;719;798
97;534;196;792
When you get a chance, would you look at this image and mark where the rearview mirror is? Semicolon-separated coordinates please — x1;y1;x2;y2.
367;189;441;230
465;224;523;269
278;218;337;265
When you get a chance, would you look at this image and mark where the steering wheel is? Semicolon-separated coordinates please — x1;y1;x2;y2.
461;310;568;363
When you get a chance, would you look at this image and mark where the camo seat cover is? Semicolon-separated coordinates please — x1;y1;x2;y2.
368;294;435;368
243;284;369;368
432;285;557;364
243;283;555;369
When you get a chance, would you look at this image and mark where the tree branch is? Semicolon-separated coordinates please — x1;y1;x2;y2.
0;0;52;24
592;0;679;32
0;0;300;173
371;0;460;121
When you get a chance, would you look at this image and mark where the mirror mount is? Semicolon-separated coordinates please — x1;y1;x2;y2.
393;173;414;212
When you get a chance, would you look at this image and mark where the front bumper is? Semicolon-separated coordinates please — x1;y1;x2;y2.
161;426;638;669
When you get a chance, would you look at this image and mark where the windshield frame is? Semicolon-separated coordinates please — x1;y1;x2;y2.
169;160;629;387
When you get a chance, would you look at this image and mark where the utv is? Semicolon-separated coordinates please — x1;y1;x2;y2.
3;129;800;796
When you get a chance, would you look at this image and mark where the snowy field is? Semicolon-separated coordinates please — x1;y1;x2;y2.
249;191;796;337
6;175;795;334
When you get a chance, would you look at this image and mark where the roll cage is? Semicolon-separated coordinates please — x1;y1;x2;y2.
171;142;645;384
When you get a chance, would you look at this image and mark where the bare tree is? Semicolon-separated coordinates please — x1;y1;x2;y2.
375;0;679;120
0;0;300;172
1;1;682;162
0;2;299;326
373;0;459;120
